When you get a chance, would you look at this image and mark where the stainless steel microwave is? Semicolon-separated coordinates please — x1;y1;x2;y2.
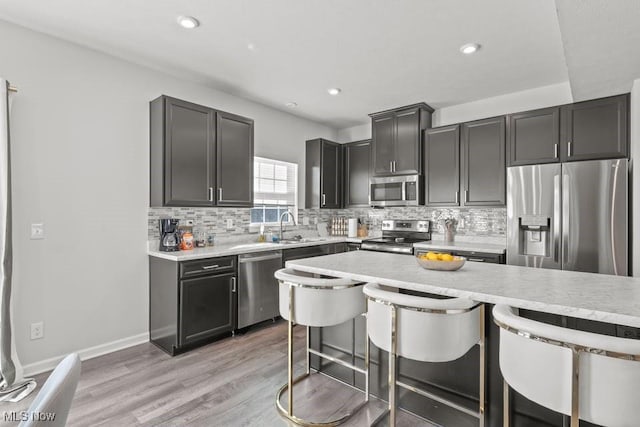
369;175;423;207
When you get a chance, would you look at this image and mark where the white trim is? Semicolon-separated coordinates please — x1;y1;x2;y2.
22;332;149;377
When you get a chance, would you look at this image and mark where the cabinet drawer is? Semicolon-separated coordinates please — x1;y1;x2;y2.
180;256;236;278
453;251;504;264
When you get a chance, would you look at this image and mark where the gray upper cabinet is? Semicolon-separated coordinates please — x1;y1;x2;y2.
344;140;371;207
560;94;629;162
424;125;460;206
216;111;254;206
150;95;254;207
371;115;395;175
394;108;423;175
461;117;506;206
508;107;560;166
151;97;215;207
369;103;433;177
305;138;343;209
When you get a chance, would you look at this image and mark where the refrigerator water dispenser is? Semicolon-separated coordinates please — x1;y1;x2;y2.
518;215;550;257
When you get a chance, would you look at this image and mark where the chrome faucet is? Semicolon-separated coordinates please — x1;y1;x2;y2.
279;210;296;241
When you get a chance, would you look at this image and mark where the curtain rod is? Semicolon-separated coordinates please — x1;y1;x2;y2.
8;85;17;93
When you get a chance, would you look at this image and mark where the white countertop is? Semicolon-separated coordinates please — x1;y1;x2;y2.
287;251;640;328
413;240;506;254
148;237;363;261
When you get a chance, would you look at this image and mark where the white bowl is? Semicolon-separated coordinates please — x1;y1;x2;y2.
416;255;466;271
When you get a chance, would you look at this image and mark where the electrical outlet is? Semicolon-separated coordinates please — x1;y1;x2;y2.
30;223;44;240
184;219;194;226
302;217;310;226
30;322;44;340
226;219;234;229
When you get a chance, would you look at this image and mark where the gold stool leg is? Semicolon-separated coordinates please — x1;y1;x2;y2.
479;304;486;427
288;285;294;416
503;380;509;427
389;305;397;426
365;300;370;402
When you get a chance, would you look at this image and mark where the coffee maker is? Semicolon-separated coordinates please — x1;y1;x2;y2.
159;219;180;252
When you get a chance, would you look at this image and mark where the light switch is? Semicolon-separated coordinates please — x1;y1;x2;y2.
30;223;44;240
303;217;310;226
226;219;234;229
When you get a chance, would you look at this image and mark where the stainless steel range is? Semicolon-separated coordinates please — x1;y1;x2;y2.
361;219;431;255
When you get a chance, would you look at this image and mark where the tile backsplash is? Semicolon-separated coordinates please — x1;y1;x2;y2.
148;206;506;240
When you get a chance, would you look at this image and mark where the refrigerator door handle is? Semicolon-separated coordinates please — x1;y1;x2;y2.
562;173;570;265
553;174;561;264
610;160;626;276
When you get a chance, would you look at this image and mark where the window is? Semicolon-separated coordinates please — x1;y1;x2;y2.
251;157;298;225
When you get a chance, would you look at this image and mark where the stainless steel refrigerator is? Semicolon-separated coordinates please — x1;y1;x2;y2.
507;159;628;275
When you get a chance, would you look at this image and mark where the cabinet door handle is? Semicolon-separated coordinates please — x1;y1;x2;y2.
231;277;236;292
567;141;572;157
208;187;214;202
202;264;220;270
218;188;223;201
322;194;326;206
464;190;468;203
455;191;459;204
390;161;393;173
393;161;397;173
554;143;559;159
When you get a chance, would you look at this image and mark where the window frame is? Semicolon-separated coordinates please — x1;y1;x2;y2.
250;157;298;227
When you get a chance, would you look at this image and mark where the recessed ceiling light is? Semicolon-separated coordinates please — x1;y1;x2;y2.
328;88;342;96
177;16;199;29
247;43;256;51
460;43;480;54
285;102;298;108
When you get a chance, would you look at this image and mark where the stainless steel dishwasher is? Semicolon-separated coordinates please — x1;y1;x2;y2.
237;250;283;329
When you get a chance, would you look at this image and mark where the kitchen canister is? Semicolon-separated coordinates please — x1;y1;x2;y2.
348;218;358;238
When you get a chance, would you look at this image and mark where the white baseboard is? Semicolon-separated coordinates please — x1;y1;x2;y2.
22;332;150;377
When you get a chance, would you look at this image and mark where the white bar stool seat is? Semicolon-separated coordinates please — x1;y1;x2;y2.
275;268;368;426
363;283;485;426
493;304;640;427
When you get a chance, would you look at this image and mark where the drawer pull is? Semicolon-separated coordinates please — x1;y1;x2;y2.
202;265;220;270
468;258;485;262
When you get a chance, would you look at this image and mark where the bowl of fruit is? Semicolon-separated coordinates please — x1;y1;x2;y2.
416;251;466;271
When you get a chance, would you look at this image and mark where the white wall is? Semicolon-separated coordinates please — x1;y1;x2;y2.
0;20;336;368
433;82;573;126
631;78;640;276
337;123;371;143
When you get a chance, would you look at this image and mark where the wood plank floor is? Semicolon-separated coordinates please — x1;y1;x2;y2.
1;321;433;426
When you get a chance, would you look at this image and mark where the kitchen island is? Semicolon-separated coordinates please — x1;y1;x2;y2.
287;251;640;427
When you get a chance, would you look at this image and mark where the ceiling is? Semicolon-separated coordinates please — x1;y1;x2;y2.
0;1;638;129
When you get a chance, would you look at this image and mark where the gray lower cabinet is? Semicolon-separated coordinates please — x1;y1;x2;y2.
424;125;460;206
216;111;254;206
461;117;506;206
150;95;254;208
344;140;371;207
305;138;343;209
508;107;560;166
560;93;629;161
149;256;237;355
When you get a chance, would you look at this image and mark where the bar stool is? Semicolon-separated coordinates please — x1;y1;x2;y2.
363;283;485;426
274;268;368;426
493;304;640;427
